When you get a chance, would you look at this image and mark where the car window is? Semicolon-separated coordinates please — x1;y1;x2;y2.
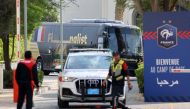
65;55;112;69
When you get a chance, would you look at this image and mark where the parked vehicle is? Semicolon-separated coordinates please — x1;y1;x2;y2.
30;19;142;75
58;49;129;108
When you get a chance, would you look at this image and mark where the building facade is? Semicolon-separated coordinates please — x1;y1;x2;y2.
61;0;137;25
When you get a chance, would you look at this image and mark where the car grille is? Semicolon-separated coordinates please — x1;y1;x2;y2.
75;79;111;96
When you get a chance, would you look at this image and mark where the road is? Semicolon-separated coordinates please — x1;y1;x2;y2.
1;73;189;109
33;74;112;109
32;73;142;109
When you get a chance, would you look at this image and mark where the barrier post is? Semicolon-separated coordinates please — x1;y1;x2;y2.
13;70;18;103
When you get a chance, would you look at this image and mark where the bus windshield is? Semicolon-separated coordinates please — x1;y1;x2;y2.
108;27;141;56
66;55;112;69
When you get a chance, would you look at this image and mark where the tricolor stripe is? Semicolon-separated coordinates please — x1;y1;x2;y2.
37;26;45;42
143;31;190;40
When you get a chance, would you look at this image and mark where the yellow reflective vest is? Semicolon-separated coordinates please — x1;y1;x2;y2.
111;59;124;81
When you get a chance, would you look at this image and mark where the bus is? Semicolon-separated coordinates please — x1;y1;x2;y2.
30;19;142;75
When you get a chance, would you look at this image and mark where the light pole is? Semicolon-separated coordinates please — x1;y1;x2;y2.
24;0;27;51
60;0;64;70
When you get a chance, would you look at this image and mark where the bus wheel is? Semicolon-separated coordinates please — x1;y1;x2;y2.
36;59;43;71
44;70;50;75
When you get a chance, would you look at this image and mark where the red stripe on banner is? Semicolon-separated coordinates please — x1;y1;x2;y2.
182;31;187;39
143;32;148;40
178;31;183;39
181;31;186;39
41;27;45;41
184;31;189;39
145;35;150;40
177;31;190;39
151;32;157;39
143;32;157;40
145;32;152;40
143;35;148;40
187;31;190;38
143;32;148;36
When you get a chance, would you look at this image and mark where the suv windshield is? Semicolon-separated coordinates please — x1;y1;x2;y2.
66;55;112;69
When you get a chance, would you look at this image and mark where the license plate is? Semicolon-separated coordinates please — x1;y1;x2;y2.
87;89;99;95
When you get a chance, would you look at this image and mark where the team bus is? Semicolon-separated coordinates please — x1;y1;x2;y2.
30;19;142;75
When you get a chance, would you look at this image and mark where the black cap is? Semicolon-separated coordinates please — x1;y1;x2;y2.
113;51;119;56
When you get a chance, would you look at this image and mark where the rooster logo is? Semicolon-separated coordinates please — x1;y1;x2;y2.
160;29;173;40
157;24;177;49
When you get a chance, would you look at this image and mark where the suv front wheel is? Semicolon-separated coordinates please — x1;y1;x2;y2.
58;96;69;108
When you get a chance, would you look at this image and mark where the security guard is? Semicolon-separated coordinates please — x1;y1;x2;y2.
16;51;39;109
103;51;132;109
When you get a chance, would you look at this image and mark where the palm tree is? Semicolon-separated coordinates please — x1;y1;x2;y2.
115;0;128;21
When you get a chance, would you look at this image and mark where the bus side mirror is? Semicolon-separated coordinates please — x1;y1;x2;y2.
102;31;108;36
98;37;104;49
48;49;51;54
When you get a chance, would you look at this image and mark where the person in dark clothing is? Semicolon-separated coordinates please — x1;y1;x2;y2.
16;51;39;109
120;48;128;58
103;51;132;109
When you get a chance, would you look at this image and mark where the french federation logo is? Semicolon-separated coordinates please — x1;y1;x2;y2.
157;24;177;49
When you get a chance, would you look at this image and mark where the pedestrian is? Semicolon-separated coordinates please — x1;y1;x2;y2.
120;48;127;58
103;51;132;109
16;51;39;109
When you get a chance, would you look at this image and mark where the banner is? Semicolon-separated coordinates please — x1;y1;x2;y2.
143;12;190;102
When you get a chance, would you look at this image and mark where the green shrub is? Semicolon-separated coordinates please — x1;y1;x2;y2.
38;70;44;87
135;62;144;93
3;70;13;88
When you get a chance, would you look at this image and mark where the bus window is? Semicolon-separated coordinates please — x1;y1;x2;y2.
108;28;118;52
108;27;126;52
121;28;141;56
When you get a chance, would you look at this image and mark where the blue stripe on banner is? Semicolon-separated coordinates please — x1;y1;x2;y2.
145;96;190;102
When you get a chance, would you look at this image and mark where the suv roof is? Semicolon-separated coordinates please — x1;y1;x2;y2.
68;48;112;56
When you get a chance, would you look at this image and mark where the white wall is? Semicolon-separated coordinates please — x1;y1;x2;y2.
63;0;102;23
61;0;135;25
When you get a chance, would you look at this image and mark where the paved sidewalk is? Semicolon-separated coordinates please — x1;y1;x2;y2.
0;85;50;109
0;89;16;109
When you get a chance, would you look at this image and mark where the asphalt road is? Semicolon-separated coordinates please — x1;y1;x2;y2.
33;73;114;109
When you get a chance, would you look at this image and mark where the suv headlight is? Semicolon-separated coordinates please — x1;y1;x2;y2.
59;76;77;82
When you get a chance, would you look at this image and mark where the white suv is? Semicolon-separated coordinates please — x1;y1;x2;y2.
57;49;127;108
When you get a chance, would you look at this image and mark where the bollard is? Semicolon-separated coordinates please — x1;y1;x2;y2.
0;65;3;94
13;70;18;103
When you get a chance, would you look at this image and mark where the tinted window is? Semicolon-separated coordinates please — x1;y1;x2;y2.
66;55;112;69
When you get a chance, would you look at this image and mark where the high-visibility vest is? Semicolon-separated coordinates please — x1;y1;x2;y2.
20;60;36;90
111;59;124;81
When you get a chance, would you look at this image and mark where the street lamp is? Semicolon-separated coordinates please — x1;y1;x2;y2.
60;0;64;70
59;0;78;70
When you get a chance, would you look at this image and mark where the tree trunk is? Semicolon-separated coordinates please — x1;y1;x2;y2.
10;35;15;60
2;34;11;71
115;6;125;21
151;0;159;12
163;0;170;11
133;0;144;16
169;0;178;11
